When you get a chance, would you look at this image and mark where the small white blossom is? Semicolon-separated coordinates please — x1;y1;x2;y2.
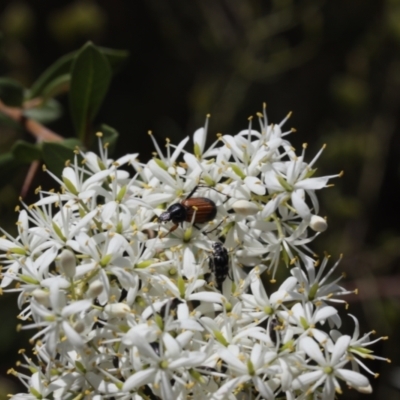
292;336;372;398
59;249;76;277
310;214;328;232
232;199;260;216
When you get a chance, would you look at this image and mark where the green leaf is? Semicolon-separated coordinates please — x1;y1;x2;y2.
28;46;127;100
23;98;62;124
41;73;71;100
98;124;119;154
0;111;24;132
42;138;83;177
69;42;112;140
29;52;75;99
11;140;42;163
0;152;20;172
0;152;14;166
0;78;24;106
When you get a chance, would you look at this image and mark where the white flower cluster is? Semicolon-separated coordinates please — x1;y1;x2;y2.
1;105;387;399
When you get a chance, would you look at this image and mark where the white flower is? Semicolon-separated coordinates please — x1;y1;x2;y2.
9;372;52;399
284;302;339;343
148;130;190;169
331;314;390;377
289;255;353;310
122;331;208;398
292;336;372;397
240;272;296;326
262;144;340;219
23;284;92;355
217;344;277;399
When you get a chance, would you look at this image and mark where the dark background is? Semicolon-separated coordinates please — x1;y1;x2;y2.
0;0;399;398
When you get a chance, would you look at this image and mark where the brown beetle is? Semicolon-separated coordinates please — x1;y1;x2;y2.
158;185;217;236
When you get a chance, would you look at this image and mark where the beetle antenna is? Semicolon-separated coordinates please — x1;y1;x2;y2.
185;184;200;200
195;185;231;204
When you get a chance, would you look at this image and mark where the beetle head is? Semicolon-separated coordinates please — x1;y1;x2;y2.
158;203;187;224
212;242;224;251
158;211;172;222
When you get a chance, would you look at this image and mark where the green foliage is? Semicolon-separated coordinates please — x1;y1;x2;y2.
42;139;83;178
40;73;70;101
28;45;128;99
0;78;24;107
11;140;42;163
69;42;112;141
0;41;128;188
0;112;23;132
28;52;74;99
23;98;62;124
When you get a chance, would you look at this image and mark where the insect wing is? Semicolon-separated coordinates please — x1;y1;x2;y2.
183;197;217;223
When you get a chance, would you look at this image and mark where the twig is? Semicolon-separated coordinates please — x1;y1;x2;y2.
0;100;63;142
0;100;65;197
20;160;41;198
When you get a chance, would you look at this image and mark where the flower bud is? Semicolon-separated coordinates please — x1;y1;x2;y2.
31;289;50;307
60;249;76;278
104;303;131;318
87;280;104;298
232;200;259;216
309;215;328;232
73;320;85;334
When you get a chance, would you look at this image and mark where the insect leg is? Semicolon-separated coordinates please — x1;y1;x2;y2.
203;217;227;235
159;223;179;238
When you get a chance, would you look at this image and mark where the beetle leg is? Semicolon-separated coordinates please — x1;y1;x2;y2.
159;223;179;238
193;223;202;231
203;217;226;235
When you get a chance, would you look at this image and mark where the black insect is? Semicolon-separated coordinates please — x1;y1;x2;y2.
269;318;278;344
142;384;162;400
150;341;161;356
112;355;119;369
158;185;217;236
209;242;230;289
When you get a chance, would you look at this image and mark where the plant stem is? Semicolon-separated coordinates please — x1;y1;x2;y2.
0;100;63;142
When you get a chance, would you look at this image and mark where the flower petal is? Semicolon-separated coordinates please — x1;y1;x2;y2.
300;337;326;365
123;368;156;391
